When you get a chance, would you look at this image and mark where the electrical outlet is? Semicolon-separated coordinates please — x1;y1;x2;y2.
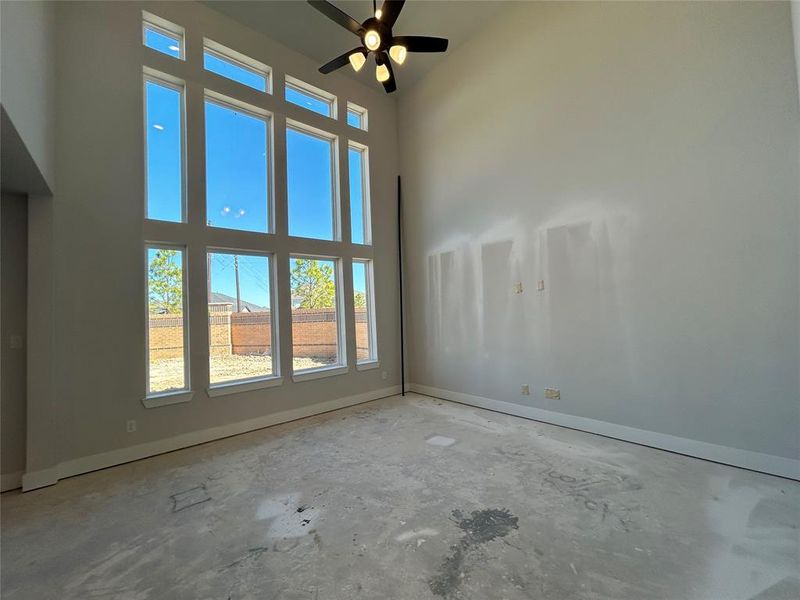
544;388;561;400
521;384;530;396
9;335;23;349
515;282;524;294
381;371;388;380
126;420;137;433
537;280;545;291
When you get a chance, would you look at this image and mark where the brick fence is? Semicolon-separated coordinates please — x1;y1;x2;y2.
149;303;371;361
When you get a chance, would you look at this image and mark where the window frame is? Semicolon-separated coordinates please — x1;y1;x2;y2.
203;38;272;93
204;89;275;235
142;11;185;60
353;258;378;367
143;68;187;224
206;248;282;396
141;18;378;396
285;75;338;119
289;254;348;381
285;119;341;242
346;101;368;131
144;243;193;407
347;140;372;245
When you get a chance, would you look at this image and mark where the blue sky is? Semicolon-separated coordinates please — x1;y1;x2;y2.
209;253;270;309
145;78;368;307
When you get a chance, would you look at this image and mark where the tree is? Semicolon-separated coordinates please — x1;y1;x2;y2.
148;249;183;314
354;291;367;308
291;258;335;309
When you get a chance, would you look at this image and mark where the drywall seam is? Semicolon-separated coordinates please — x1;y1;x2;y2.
409;384;800;481
21;385;400;491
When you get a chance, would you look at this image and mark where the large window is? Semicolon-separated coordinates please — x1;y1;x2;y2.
286;124;337;240
353;260;377;364
144;73;184;222
146;246;188;395
142;13;375;401
205;95;271;233
348;142;370;244
208;251;276;389
290;257;344;374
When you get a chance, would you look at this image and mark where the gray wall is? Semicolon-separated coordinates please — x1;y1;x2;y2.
0;0;56;192
399;1;799;465
22;0;400;482
1;194;28;482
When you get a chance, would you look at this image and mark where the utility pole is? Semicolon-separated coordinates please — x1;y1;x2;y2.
234;255;241;313
207;253;212;301
206;221;213;303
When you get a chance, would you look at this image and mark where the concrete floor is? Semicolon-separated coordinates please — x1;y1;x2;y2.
1;393;798;599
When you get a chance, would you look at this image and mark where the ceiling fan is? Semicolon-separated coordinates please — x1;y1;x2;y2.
308;0;448;93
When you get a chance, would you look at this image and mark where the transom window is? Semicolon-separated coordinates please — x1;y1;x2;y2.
143;12;184;60
285;76;337;118
204;39;271;92
346;102;368;130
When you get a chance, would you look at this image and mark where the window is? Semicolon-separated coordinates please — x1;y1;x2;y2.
352;260;377;364
205;94;270;233
144;72;184;222
285;76;336;118
286;123;337;240
290;257;344;374
208;251;276;387
141;17;376;394
143;12;184;59
348;142;370;244
146;246;188;395
346;102;367;130
204;39;270;92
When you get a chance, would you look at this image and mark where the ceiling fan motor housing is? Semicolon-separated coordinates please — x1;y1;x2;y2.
360;17;392;52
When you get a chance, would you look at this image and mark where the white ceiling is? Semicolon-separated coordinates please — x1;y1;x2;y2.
202;1;506;92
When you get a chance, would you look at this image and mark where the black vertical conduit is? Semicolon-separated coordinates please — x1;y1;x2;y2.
397;175;405;396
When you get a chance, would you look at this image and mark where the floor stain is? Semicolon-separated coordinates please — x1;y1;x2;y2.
170;484;211;512
429;508;519;598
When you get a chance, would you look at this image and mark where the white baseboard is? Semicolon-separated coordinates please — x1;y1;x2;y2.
1;470;23;493
409;383;800;482
22;386;400;492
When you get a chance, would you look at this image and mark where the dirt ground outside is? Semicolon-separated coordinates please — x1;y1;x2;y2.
149;354;335;393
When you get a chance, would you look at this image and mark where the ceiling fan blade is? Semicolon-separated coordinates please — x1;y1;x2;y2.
319;48;366;74
392;35;449;53
380;54;397;93
307;0;363;36
380;0;405;28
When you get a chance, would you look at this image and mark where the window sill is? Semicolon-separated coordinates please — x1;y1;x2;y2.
142;390;194;409
356;360;380;371
292;364;349;383
207;376;283;398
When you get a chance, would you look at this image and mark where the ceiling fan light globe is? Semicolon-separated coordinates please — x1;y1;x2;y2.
364;30;381;51
349;52;366;72
375;63;390;83
389;45;407;65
